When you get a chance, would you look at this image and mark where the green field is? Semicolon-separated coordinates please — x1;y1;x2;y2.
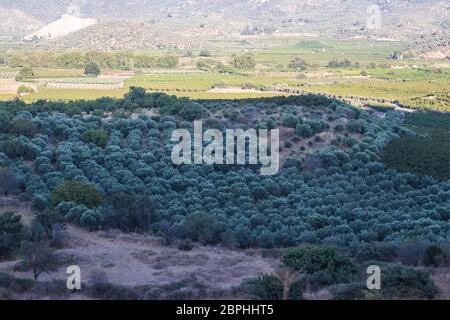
29;68;85;78
0;38;447;110
126;72;299;91
250;39;409;66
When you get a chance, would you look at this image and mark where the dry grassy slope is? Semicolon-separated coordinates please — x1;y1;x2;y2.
1;200;450;299
61;226;276;289
0;202;277;291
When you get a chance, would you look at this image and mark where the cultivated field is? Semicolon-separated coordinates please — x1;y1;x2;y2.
1;38;445;111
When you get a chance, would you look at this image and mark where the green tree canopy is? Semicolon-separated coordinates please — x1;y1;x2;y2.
232;54;256;70
0;212;24;260
51;180;102;208
282;246;357;286
84;61;101;76
82;128;108;148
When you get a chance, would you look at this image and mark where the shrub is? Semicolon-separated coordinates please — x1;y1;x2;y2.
103;192;159;232
232;55;256;70
334;124;344;132
16;67;34;81
157;56;179;69
178;239;193;251
180;102;204;121
17;85;35;95
182;212;223;245
51;180;102;208
328;59;356;68
346;120;365;134
82;128;108;148
295;123;313;138
333;283;370;300
380;265;438;299
30;279;70;298
241;82;256;90
18;241;58;280
89;281;138;300
0;272;34;293
80;209;103;229
396;241;427;266
355;243;397;263
31;194;49;212
199;50;211;57
247;274;303;300
84;61;101;76
423;245;445;267
9;119;39;137
0;168;19;197
288;57;308;70
0;110;12;133
0;212;24;260
282;246;357;286
282;115;299;128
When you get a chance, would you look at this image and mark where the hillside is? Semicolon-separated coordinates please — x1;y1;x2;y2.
0;7;43;37
26;14;97;40
0;91;450;300
37;21;210;51
0;0;448;51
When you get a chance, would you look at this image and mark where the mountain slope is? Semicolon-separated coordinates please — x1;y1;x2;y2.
1;0;448;50
25;14;97;40
0;7;43;36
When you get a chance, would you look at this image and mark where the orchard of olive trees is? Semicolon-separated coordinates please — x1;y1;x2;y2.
0;88;448;250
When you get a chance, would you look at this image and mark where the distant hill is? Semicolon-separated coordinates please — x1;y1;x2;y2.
25;14;97;40
0;7;43;36
0;0;448;51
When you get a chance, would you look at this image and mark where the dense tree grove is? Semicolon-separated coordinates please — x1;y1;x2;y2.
381;111;450;181
0;89;449;249
0;212;24;259
4;52;179;70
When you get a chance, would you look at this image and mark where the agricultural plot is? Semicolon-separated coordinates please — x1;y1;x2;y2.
0;71;18;79
39;77;125;90
250;39;409;66
2;90;450;250
4;37;447;111
45;83;123;90
382;112;450;181
31;68;84;78
303;79;450;111
126;72;300;92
